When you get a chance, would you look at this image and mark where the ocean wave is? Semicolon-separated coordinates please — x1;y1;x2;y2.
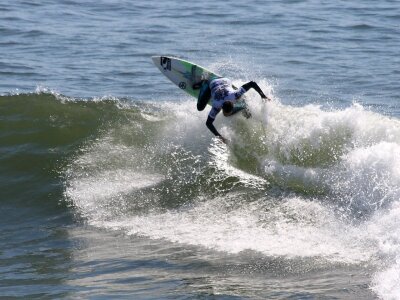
2;90;399;212
2;90;400;298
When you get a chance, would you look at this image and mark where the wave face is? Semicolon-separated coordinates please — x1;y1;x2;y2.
2;90;400;298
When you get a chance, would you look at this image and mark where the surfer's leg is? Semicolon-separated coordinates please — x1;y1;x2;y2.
197;81;211;111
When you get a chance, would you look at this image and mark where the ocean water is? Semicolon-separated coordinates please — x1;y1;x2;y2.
1;0;400;299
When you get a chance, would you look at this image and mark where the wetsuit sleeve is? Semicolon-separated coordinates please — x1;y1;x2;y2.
241;81;267;98
206;116;221;136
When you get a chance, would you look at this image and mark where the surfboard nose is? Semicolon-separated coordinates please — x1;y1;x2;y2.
152;56;173;73
151;56;160;67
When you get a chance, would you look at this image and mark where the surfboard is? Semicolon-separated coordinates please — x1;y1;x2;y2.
151;56;220;99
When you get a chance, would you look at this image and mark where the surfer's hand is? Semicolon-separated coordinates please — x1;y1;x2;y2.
262;95;271;101
218;136;228;144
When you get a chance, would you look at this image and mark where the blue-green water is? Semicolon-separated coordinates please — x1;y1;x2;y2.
1;1;400;299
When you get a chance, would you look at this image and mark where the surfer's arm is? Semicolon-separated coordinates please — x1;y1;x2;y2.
206;116;227;144
206;117;227;143
206;116;221;137
242;81;271;100
206;106;227;143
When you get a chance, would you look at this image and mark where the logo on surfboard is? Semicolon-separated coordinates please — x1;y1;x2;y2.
160;57;171;71
178;82;186;89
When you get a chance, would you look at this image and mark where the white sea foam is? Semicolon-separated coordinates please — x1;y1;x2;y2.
95;195;372;264
366;201;400;299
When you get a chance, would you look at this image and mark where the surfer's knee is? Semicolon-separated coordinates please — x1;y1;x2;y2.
197;102;206;111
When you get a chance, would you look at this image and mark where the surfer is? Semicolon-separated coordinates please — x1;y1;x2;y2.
194;77;270;143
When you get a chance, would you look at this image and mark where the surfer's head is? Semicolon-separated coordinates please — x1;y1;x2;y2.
222;101;234;115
